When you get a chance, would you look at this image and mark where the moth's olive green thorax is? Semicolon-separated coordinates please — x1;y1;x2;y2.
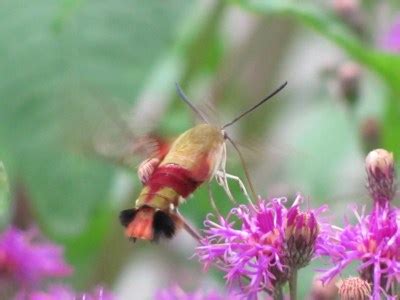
160;123;225;182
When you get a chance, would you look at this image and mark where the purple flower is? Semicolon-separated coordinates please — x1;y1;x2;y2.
380;16;400;53
155;285;238;300
0;226;72;287
319;204;400;299
15;285;114;300
196;195;325;299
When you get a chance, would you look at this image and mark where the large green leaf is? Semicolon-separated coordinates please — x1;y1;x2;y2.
0;0;194;236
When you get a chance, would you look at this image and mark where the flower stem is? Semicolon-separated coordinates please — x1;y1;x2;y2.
289;268;298;300
273;285;283;300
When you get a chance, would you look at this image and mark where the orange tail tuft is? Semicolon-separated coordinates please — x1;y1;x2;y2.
119;206;180;241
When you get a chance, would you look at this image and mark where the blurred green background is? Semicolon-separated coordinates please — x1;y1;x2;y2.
0;0;399;298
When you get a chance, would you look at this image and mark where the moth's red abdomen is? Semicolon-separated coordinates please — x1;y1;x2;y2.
147;165;200;198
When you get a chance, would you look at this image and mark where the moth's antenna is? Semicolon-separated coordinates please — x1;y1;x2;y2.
225;135;257;202
222;81;287;129
175;83;209;123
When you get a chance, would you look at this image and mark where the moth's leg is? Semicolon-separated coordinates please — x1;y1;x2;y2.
175;210;203;242
214;171;237;204
215;170;256;208
208;183;221;216
223;172;252;203
214;143;237;204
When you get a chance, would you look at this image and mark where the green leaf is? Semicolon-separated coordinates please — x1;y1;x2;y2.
0;162;11;229
383;90;400;158
0;0;195;237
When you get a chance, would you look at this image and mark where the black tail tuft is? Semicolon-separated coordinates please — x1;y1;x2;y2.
119;209;137;227
153;210;176;241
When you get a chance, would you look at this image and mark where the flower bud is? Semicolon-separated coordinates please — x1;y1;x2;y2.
337;277;371;300
332;0;364;34
285;206;319;268
337;62;361;105
360;117;381;153
332;0;358;14
365;149;395;204
310;276;338;300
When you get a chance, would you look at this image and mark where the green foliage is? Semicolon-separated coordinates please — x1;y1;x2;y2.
233;0;400;83
0;162;10;229
1;0;399;296
0;0;194;241
384;91;400;158
234;0;400;158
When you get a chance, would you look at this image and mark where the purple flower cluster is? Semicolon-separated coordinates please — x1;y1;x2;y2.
319;149;399;299
196;195;326;299
0;226;113;300
0;226;72;287
155;285;240;300
319;204;400;299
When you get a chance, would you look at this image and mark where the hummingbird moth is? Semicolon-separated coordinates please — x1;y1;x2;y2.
118;82;287;242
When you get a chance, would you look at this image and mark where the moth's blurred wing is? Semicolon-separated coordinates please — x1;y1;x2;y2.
59;88;167;168
91;134;163;168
